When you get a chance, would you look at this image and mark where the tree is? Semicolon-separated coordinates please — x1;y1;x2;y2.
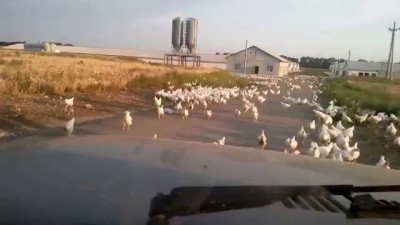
299;56;343;69
358;59;367;62
215;52;220;55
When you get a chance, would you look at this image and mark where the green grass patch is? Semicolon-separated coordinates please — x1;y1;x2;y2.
126;70;248;90
323;77;400;114
290;68;329;77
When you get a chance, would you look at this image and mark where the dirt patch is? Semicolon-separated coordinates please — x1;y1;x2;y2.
0;90;154;142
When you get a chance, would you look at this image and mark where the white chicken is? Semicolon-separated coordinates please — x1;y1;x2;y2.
206;109;212;120
317;142;333;158
394;136;400;147
175;102;183;114
336;133;350;149
355;113;368;124
343;142;360;162
258;130;267;150
157;105;164;119
386;123;397;137
65;97;74;107
341;113;353;123
309;120;316;131
285;136;298;152
390;114;399;122
376;155;390;169
182;107;189;120
64;97;74;115
307;142;320;158
257;95;266;103
235;109;242;117
154;96;162;107
335;121;346;131
213;137;226;146
122;111;132;130
251;105;258;114
253;111;259;123
64;118;75;136
318;128;331;144
297;126;308;145
202;101;208;110
368;115;382;125
336;153;344;162
281;101;291;109
343;126;355;139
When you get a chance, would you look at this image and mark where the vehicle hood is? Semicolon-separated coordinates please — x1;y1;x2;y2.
1;135;400;224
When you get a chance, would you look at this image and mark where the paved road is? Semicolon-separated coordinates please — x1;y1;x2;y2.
59;80;316;152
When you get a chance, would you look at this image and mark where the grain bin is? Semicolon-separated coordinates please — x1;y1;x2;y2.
185;18;198;54
172;17;183;52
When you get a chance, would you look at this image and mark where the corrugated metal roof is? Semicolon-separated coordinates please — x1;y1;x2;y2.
226;46;288;62
346;60;381;71
339;60;400;72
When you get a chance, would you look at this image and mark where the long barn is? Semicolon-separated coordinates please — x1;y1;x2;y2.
226;46;299;76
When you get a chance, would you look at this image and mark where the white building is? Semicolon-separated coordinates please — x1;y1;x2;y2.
288;61;300;72
330;60;400;79
226;46;298;76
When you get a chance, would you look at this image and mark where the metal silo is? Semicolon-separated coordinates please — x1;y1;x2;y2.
171;17;183;52
185;18;198;54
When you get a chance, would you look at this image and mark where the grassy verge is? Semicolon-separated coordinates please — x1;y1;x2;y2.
322;77;400;114
321;77;400;169
290;68;329;77
127;70;248;90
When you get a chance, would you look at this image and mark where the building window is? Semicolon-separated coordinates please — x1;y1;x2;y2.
358;72;363;76
364;73;370;77
372;73;377;77
249;51;252;55
267;65;273;72
235;63;241;70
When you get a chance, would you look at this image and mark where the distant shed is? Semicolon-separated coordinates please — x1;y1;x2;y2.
226;46;295;76
24;43;46;52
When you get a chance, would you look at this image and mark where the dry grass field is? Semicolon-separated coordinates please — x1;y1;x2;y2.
0;50;220;95
0;50;246;140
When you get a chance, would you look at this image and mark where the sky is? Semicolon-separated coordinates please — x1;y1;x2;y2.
1;0;400;61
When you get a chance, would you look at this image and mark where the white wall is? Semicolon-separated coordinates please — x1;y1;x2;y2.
347;70;380;77
226;47;286;76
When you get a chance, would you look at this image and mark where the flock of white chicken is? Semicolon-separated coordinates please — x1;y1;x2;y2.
275;78;399;169
62;74;399;170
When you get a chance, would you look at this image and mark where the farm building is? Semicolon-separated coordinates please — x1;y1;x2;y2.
23;43;60;53
226;46;298;76
330;60;400;79
288;61;300;72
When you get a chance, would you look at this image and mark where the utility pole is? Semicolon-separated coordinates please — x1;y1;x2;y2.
386;21;399;80
343;49;351;76
244;40;248;74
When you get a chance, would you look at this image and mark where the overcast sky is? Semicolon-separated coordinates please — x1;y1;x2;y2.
1;0;399;61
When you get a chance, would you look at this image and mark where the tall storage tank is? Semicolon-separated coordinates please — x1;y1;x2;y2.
185;18;198;54
171;17;183;52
